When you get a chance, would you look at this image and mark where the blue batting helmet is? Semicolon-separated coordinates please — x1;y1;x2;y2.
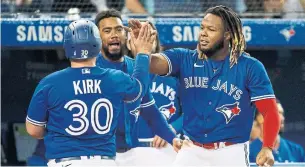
63;19;101;59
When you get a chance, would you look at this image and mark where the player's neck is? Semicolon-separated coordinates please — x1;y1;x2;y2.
70;58;96;68
209;47;230;61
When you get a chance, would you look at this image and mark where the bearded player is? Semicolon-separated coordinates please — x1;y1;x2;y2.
129;5;280;167
94;9;177;166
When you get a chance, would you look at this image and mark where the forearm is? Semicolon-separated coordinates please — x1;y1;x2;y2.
150;53;169;75
132;53;150;97
141;104;176;144
254;98;280;148
170;114;183;133
26;121;45;139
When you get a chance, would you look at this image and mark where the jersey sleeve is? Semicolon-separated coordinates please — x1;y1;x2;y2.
112;54;150;103
247;60;275;102
161;48;188;77
140;90;156;109
110;71;143;103
170;114;183;133
26;79;49;127
140;96;176;144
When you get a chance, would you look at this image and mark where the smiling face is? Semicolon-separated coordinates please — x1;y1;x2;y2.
98;17;126;61
198;13;228;58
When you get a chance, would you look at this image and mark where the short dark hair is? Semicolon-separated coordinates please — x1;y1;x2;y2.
95;8;122;27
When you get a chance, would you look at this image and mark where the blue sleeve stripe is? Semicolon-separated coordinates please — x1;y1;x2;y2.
26;116;46;126
160;53;172;76
140;99;155;108
251;94;275;102
124;78;143;103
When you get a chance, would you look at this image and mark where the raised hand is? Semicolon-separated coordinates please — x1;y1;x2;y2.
129;22;157;55
128;19;142;38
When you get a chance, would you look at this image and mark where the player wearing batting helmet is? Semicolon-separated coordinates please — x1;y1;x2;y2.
25;19;154;167
129;5;281;167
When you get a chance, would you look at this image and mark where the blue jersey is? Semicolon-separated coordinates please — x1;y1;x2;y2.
250;138;305;162
26;56;150;159
161;48;275;143
138;76;183;138
96;54;176;149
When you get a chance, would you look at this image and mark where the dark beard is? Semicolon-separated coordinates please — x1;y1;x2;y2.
200;38;224;58
102;45;124;61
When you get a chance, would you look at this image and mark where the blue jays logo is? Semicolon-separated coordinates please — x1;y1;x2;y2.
130;106;140;122
159;102;176;120
280;26;296;42
216;102;241;124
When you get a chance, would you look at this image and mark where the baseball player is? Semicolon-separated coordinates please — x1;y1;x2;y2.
250;99;305;162
126;21;183;165
94;9;177;166
129;5;281;167
25;19;155;167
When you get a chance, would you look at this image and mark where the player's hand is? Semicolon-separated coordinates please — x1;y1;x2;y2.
181;138;194;148
256;147;275;167
153;135;167;148
128;22;157;56
172;138;182;152
128;19;142;38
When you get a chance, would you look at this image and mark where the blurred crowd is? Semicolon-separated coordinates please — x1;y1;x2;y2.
1;0;305;18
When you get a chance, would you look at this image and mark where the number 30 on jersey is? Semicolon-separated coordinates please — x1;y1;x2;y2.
64;98;113;136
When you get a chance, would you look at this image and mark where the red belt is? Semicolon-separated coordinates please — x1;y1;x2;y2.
193;141;235;150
